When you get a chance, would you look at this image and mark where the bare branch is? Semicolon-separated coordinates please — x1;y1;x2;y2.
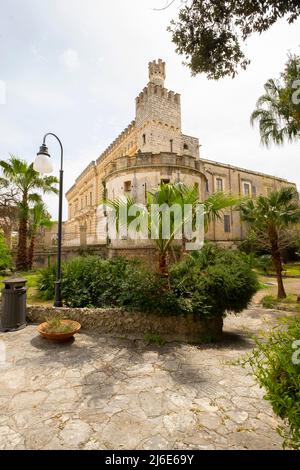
153;0;177;11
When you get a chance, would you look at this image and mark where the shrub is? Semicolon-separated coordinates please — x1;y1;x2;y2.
255;254;273;274
0;232;13;272
37;264;58;300
244;316;300;449
169;245;259;317
37;247;258;318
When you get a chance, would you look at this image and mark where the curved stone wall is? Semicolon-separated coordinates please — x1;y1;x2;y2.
27;306;223;344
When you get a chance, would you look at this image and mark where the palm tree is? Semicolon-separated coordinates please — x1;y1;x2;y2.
27;201;52;270
240;187;300;299
0;156;58;270
105;182;238;275
251;54;300;146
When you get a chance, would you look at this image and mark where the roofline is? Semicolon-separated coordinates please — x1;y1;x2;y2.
200;157;296;185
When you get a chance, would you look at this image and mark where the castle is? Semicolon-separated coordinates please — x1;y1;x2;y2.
64;59;296;251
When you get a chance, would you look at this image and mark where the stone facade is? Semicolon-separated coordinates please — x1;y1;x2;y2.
64;59;296;247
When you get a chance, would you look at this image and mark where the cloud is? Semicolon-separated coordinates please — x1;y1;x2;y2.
60;49;80;69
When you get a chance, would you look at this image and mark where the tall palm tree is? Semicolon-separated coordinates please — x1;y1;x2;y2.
105;182;238;275
27;201;52;270
0;156;58;270
240;187;300;299
251;54;300;146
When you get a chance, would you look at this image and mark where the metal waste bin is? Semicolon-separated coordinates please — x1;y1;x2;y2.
0;278;27;332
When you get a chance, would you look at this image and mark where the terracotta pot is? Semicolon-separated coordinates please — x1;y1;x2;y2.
37;320;81;342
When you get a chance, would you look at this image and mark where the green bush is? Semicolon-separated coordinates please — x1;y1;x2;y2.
169;245;259;317
0;232;13;272
37;247;258;318
244;316;300;449
37;264;58;300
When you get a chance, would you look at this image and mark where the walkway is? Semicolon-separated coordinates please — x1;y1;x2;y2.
0;307;289;450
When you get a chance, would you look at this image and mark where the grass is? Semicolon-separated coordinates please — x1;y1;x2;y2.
261;294;300;312
256;262;300;277
0;270;50;305
43;317;78;334
283;262;300;277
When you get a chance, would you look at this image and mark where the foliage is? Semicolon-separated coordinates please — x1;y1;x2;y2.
37;264;58;300
261;294;299;310
144;333;166;346
168;1;300;79
169;244;259;317
251;54;300;146
240;187;300;298
0;156;58;270
37;248;258;319
28;201;52;269
254;255;274;274
0;231;13;271
243;316;300;449
105;182;239;274
44;317;78;334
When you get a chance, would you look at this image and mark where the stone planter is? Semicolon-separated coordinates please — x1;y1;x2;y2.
37;320;81;342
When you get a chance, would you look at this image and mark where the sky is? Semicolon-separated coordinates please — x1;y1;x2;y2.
0;0;299;220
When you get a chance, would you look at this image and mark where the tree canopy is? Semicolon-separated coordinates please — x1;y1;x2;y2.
168;0;300;79
251;54;300;146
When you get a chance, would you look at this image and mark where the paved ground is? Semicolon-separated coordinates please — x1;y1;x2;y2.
0;306;292;450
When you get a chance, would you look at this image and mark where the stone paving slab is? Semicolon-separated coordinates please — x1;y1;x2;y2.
0;308;289;450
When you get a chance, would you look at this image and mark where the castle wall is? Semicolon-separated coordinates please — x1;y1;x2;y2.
64;59;297;249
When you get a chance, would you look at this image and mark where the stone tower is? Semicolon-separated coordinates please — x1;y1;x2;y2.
135;59;182;154
148;59;166;87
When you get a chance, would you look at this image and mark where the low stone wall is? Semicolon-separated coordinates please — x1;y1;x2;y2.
27;306;223;343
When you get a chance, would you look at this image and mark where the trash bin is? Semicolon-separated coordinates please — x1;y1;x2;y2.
0;278;27;332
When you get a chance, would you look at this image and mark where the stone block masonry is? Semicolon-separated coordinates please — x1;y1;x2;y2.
27;306;223;343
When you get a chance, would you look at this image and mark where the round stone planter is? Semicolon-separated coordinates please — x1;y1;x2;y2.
37;320;81;342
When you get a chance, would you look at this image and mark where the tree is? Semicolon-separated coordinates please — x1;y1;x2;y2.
0;178;19;246
105;182;238;275
0;156;58;270
27;201;52;270
167;1;300;79
240;187;300;299
251;54;300;145
0;230;13;272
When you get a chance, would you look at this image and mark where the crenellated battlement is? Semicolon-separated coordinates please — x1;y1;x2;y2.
135;83;180;106
66;161;96;196
148;59;166;87
96;120;136;164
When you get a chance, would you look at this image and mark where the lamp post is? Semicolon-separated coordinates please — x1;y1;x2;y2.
34;133;63;307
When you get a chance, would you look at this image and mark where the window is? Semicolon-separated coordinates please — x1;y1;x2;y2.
216;177;223;192
75;201;78;213
170;139;173;152
85;195;87;207
252;186;256;198
161;178;170;185
90;192;93;206
224;215;231;233
243;182;251;196
142;134;146;145
194;182;199;195
205;179;209;192
124;180;131;193
183;143;189;150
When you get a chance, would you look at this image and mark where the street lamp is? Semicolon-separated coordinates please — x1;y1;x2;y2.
34;133;64;307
